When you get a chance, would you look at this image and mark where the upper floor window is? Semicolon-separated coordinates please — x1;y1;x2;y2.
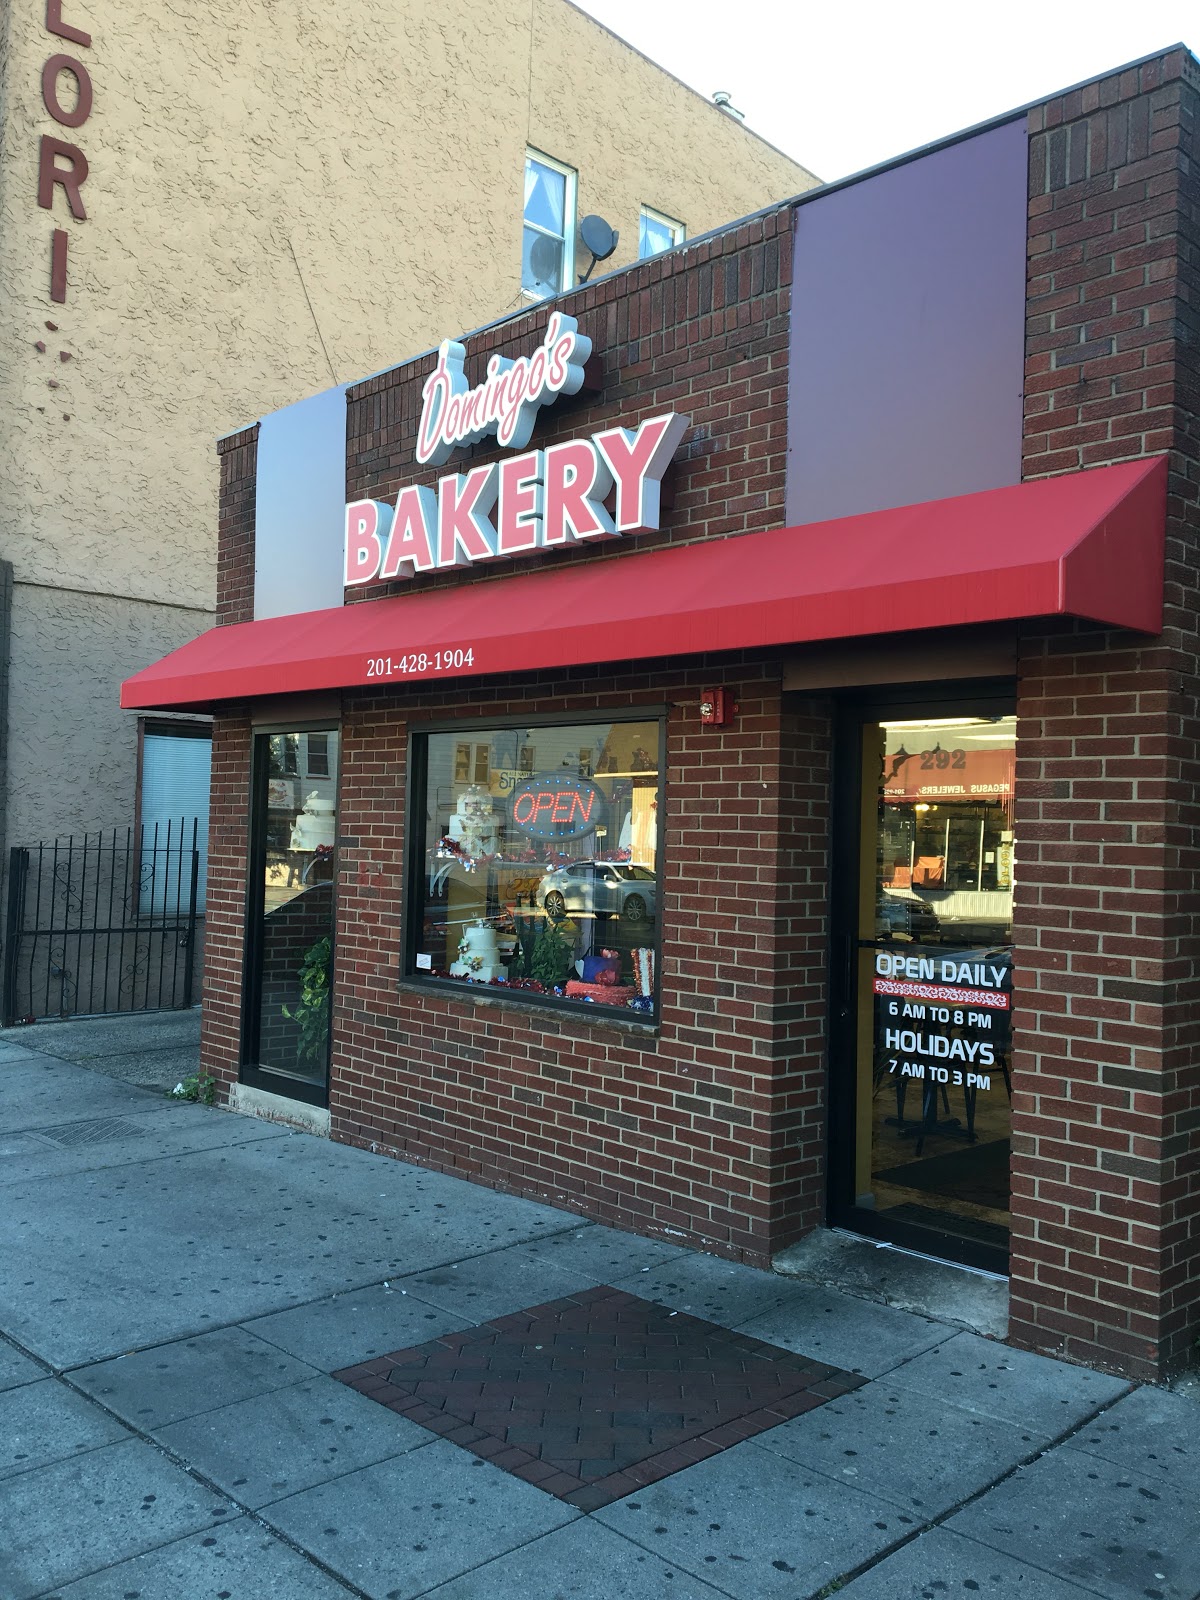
523;150;576;298
639;206;685;259
306;733;330;777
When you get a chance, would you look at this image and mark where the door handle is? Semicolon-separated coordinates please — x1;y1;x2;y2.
836;933;853;1019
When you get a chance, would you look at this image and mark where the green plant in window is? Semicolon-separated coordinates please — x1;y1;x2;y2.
531;919;573;990
282;935;332;1065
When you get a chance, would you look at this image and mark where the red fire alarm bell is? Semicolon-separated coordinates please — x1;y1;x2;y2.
700;688;736;726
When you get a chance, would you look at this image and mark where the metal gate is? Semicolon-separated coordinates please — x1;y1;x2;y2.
1;821;200;1024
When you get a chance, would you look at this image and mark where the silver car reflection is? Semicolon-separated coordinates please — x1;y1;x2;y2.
539;862;656;922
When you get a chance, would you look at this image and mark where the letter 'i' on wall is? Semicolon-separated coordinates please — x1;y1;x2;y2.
39;2;95;305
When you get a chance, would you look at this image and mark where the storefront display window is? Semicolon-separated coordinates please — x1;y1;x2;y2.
408;718;662;1015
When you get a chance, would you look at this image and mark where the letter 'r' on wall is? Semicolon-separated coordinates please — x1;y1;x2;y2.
37;135;88;219
542;439;615;544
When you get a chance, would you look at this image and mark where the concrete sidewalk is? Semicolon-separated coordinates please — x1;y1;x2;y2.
1;1021;1197;1600
1;1008;202;1093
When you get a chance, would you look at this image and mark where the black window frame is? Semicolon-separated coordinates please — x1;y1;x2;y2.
240;718;341;1109
403;708;667;1024
826;678;1017;1276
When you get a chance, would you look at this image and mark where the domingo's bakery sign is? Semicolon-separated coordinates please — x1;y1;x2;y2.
344;314;688;584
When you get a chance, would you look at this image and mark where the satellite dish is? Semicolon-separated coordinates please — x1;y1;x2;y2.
578;215;619;283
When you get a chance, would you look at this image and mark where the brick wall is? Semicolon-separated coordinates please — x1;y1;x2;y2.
1012;51;1200;1378
203;427;258;1094
330;655;826;1263
767;703;833;1240
321;211;813;1260
200;707;252;1097
215;425;259;628
345;208;795;597
202;213;818;1261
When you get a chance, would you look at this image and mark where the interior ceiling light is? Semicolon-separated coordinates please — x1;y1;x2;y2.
880;717;998;730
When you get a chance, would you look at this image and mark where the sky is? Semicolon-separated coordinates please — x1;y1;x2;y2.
572;0;1198;182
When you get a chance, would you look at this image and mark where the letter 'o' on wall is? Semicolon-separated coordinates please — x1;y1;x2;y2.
42;54;92;128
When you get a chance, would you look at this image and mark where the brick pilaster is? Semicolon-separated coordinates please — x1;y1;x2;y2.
1012;51;1200;1377
216;426;259;627
199;708;252;1099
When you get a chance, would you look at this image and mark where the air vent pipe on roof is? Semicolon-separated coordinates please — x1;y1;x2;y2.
711;90;745;122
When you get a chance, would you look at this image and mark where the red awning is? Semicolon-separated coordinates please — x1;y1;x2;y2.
122;456;1166;711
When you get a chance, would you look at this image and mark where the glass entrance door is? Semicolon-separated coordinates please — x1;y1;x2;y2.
241;728;339;1106
833;706;1015;1273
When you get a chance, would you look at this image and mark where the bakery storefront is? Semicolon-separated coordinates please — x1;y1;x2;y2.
123;50;1199;1382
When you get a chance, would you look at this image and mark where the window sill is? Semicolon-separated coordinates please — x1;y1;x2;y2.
396;975;659;1036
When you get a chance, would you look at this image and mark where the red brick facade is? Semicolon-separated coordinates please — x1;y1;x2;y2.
329;662;827;1261
215;425;259;629
202;210;825;1262
197;52;1200;1380
200;424;262;1096
319;208;824;1260
1011;51;1200;1377
346;208;795;596
199;706;251;1096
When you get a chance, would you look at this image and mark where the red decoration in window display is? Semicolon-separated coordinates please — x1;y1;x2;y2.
564;980;637;1004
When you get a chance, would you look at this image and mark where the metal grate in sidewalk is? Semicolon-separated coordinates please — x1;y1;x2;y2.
36;1117;145;1148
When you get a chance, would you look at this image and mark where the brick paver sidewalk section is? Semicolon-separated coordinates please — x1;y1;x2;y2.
334;1284;864;1510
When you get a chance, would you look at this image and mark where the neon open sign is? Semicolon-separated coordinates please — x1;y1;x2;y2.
509;774;603;840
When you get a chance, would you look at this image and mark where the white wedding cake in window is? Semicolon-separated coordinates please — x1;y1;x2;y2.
290;791;336;851
447;783;499;860
450;919;505;982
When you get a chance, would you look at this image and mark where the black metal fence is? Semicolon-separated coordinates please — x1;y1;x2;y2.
2;821;201;1025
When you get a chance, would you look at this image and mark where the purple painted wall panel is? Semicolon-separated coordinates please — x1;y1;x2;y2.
786;120;1027;526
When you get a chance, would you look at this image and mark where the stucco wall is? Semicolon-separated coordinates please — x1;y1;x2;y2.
0;0;816;840
531;0;818;280
5;586;210;845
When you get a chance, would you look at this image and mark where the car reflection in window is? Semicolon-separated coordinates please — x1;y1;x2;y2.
539;862;656;923
876;892;941;942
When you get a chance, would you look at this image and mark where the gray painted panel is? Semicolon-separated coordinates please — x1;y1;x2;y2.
787;120;1027;527
254;385;348;620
